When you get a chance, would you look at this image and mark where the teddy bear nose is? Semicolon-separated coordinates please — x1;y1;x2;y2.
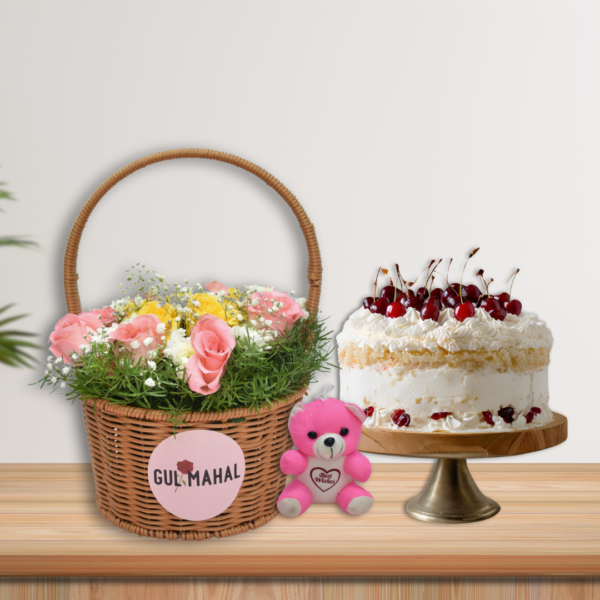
324;437;335;447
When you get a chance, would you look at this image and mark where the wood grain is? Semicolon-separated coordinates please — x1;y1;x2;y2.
0;463;598;577
358;412;568;458
1;578;599;600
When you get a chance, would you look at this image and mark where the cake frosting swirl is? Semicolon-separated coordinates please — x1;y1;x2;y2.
337;307;553;354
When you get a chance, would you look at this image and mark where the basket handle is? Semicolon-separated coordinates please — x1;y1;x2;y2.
63;149;322;315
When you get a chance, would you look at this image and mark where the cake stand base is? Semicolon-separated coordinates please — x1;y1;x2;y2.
405;458;500;523
358;412;567;524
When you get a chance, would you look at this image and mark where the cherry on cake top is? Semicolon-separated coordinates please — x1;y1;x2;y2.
363;250;523;322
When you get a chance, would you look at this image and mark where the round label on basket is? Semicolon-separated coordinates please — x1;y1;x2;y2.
147;430;245;521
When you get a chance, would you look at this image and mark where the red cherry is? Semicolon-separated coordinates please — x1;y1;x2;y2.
430;412;452;420
505;299;522;316
498;406;515;423
426;296;441;310
363;297;375;309
480;297;501;313
464;284;482;303
417;287;429;300
407;289;415;297
430;288;444;299
402;295;424;311
396;412;410;427
420;303;440;322
525;410;535;424
482;411;495;426
391;409;405;426
531;406;541;414
494;292;511;304
380;286;402;302
364;406;374;417
369;297;390;315
454;302;475;322
386;302;407;319
489;308;507;321
450;282;462;293
442;289;460;308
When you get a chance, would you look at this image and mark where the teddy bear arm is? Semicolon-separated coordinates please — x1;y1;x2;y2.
344;451;372;482
280;450;308;475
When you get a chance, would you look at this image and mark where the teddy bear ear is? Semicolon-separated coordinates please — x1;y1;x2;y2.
345;403;367;424
288;401;306;425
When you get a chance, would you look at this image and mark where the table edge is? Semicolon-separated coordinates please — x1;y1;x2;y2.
1;555;599;578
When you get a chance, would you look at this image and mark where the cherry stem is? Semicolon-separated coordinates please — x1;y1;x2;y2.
410;260;435;291
459;247;480;303
446;258;453;289
395;263;407;293
374;267;381;300
424;259;442;291
506;268;520;299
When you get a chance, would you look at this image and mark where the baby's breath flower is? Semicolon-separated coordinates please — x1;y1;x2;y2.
47;355;53;362
147;360;157;371
62;366;71;375
60;382;66;389
237;314;243;321
46;362;53;370
156;323;166;334
291;290;296;295
144;378;156;387
55;357;63;364
130;341;140;350
266;320;272;326
44;370;50;376
156;274;165;282
50;376;57;384
143;337;153;347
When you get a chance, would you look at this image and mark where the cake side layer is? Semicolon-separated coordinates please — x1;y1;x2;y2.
340;364;551;432
339;345;550;372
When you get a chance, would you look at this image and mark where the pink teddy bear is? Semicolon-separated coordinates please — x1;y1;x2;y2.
277;388;374;517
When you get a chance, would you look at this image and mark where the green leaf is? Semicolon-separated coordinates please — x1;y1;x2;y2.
0;305;39;368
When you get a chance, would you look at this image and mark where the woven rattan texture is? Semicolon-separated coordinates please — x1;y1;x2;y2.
82;390;305;540
65;149;322;539
63;148;322;315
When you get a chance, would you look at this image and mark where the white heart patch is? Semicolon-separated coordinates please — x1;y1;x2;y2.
310;468;341;492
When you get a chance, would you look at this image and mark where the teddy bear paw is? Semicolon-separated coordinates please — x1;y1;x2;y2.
347;495;374;516
277;498;302;518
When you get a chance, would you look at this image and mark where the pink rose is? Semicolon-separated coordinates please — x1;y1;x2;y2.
78;307;116;330
186;314;235;395
247;290;305;333
108;314;161;363
49;314;96;364
205;281;229;294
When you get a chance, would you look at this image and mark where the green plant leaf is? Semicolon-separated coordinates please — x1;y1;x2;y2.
0;305;39;367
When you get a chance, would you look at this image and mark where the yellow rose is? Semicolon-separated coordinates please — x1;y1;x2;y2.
128;301;179;335
188;293;242;329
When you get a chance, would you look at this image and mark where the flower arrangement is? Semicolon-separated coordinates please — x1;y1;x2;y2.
37;266;333;416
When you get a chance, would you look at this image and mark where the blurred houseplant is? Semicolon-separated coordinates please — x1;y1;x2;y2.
0;178;37;366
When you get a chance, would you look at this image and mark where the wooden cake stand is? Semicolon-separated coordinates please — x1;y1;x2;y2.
358;412;568;524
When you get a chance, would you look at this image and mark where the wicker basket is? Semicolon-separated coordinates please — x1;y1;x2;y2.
63;149;322;539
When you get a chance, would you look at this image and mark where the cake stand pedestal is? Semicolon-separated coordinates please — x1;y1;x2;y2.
358;412;568;524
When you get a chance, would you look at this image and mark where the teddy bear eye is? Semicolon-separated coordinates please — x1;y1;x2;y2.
340;428;349;437
307;431;318;439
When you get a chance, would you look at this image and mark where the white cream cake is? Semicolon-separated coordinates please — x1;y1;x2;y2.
337;306;554;432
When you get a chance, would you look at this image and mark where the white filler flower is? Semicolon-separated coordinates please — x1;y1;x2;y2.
166;330;195;369
144;378;156;387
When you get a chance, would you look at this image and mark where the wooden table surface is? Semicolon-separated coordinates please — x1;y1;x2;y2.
1;463;599;578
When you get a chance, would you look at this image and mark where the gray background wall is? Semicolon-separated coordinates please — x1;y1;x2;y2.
1;1;597;463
